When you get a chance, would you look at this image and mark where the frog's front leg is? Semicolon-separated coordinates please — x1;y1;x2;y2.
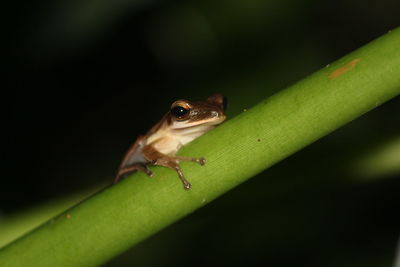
173;156;206;166
142;145;205;190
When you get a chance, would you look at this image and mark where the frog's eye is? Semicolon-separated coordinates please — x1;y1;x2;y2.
171;105;190;120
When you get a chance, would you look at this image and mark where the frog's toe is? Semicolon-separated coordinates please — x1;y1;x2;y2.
197;157;206;165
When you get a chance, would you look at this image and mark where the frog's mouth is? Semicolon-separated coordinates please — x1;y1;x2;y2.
172;113;226;130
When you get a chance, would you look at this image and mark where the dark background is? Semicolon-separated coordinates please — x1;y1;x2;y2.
3;0;400;266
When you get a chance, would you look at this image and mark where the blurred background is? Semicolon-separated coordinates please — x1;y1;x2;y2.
2;0;400;266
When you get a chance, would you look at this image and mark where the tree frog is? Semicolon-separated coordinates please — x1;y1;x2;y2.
115;93;227;190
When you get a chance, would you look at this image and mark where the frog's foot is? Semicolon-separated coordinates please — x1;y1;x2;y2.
114;164;153;183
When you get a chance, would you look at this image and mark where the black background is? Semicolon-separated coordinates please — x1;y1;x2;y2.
3;0;400;266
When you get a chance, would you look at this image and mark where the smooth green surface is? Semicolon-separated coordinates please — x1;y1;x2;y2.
1;28;400;266
0;186;104;249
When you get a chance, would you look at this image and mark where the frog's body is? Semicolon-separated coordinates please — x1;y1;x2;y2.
115;93;227;190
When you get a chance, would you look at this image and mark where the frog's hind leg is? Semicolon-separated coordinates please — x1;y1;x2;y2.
114;164;153;183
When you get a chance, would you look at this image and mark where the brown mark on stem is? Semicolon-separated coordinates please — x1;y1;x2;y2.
329;58;362;79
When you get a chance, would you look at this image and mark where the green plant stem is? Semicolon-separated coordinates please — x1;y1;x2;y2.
1;28;400;266
0;186;103;249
